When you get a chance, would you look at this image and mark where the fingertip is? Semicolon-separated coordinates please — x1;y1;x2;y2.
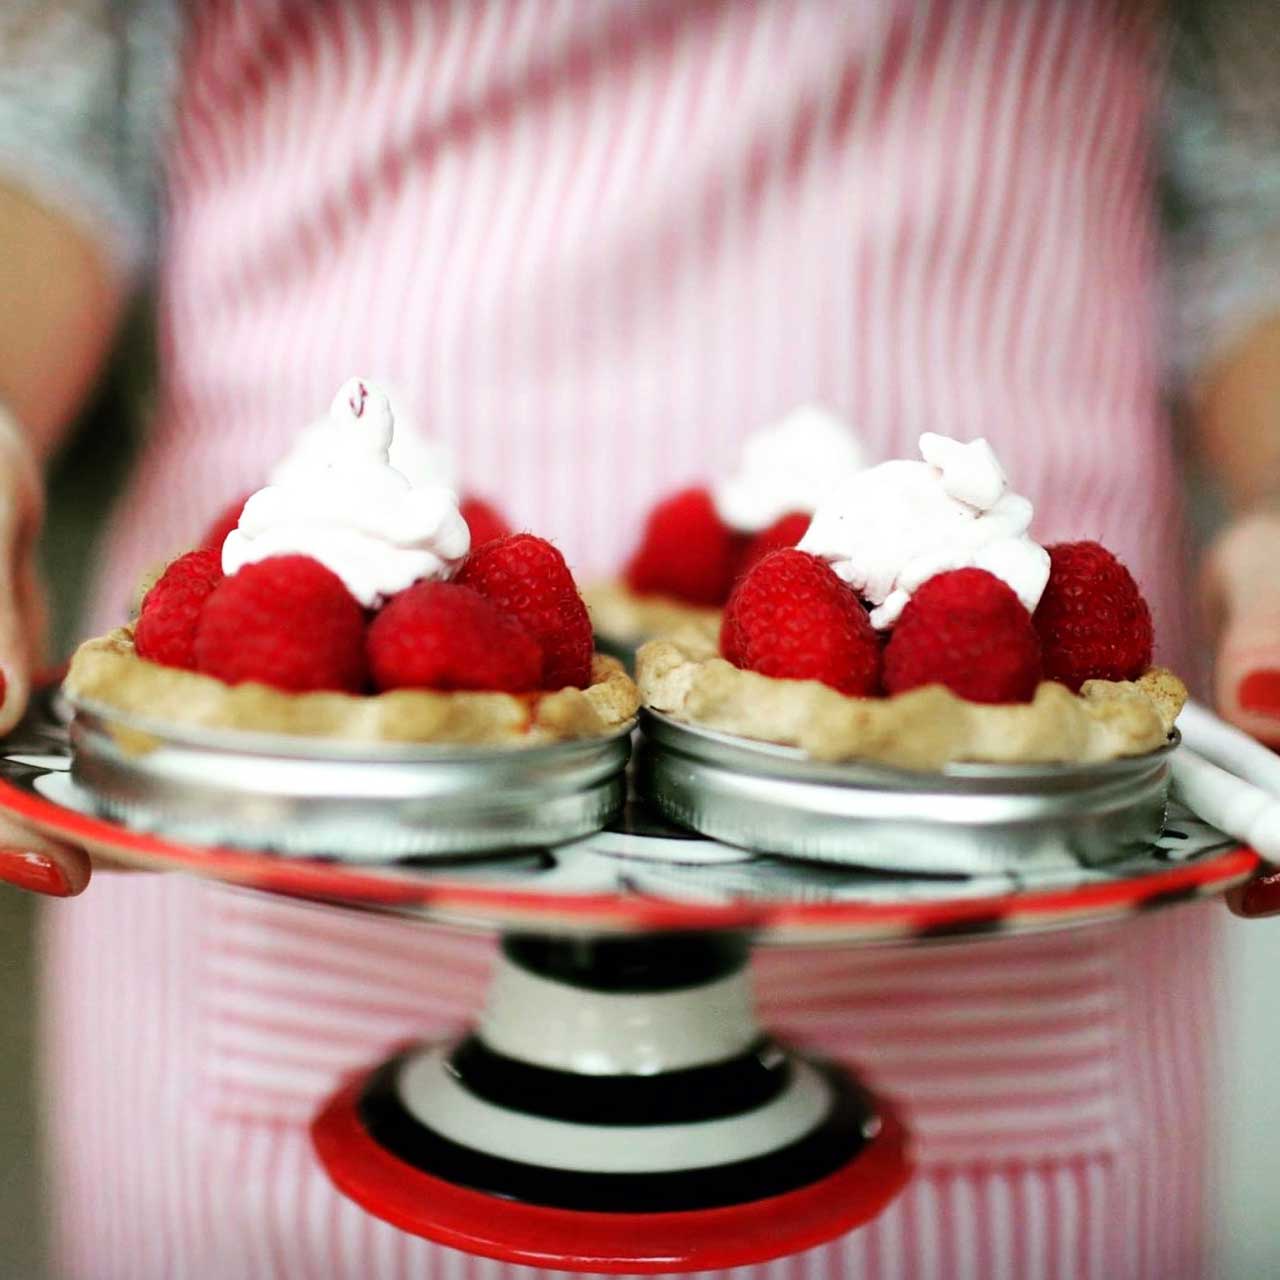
1213;623;1280;742
1215;661;1280;746
0;846;89;897
1226;868;1280;919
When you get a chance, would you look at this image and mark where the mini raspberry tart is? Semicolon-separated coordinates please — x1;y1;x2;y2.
587;405;866;648
66;379;638;749
637;435;1185;771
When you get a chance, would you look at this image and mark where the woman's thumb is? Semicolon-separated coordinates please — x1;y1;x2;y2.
1207;513;1280;745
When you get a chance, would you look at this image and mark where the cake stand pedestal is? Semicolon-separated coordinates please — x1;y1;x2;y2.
311;930;910;1273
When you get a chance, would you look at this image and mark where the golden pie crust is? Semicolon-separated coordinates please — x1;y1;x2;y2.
637;624;1186;771
584;580;722;647
65;628;639;748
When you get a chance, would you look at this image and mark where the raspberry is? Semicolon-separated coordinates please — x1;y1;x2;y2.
194;555;367;693
459;495;513;550
200;492;252;553
456;534;594;689
367;581;543;693
736;511;812;580
721;549;880;696
135;549;224;670
883;568;1042;704
624;487;746;607
1033;541;1153;691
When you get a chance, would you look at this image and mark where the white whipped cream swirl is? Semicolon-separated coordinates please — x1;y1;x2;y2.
712;403;867;533
797;433;1049;629
223;378;470;607
271;379;458;492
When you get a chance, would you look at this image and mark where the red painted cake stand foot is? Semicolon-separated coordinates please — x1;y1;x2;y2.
311;931;913;1273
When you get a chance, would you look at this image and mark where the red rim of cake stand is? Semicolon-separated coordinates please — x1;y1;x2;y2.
311;1062;913;1274
0;773;1258;940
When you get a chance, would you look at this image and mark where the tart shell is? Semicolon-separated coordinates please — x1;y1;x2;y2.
637;624;1186;771
65;628;639;748
584;580;723;647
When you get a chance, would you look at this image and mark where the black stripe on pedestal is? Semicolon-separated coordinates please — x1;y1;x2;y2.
447;1034;791;1125
359;1053;874;1213
501;932;748;992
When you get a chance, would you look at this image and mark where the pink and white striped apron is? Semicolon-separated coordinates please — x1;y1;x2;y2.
44;2;1217;1277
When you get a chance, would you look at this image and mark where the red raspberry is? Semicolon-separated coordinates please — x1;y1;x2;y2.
883;568;1042;704
456;534;593;689
459;495;513;550
624;487;746;607
135;549;224;670
367;581;543;693
736;511;812;580
1033;541;1153;691
194;555;367;693
720;549;880;696
200;492;252;553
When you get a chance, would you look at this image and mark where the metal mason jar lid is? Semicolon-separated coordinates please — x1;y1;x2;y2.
66;695;632;860
636;710;1176;875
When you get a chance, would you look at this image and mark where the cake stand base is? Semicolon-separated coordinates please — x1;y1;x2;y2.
311;932;911;1273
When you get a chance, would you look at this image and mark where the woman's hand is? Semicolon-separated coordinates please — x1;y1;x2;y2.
0;421;89;896
1205;511;1280;916
0;179;131;896
1204;510;1280;745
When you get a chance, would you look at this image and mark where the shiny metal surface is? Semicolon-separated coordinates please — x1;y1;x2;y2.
637;711;1175;874
67;698;632;859
1;687;1246;941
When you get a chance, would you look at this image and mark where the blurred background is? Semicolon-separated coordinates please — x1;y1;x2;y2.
5;3;1280;1278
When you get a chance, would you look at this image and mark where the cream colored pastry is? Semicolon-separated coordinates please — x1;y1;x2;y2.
637;623;1184;771
67;628;639;749
584;580;723;648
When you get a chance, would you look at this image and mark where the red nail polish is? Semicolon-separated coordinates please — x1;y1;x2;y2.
1238;670;1280;715
1239;869;1280;918
0;850;69;897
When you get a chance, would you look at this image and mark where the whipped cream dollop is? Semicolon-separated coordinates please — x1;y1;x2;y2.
270;380;458;492
223;377;470;607
712;403;868;533
797;433;1050;629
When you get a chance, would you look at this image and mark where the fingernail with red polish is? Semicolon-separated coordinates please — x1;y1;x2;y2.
1238;670;1280;715
0;850;69;896
1240;869;1280;918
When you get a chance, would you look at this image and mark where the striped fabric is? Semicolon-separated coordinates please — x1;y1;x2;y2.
44;2;1216;1277
45;882;1219;1280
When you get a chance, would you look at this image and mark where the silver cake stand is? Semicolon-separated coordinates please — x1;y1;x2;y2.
0;685;1255;1273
